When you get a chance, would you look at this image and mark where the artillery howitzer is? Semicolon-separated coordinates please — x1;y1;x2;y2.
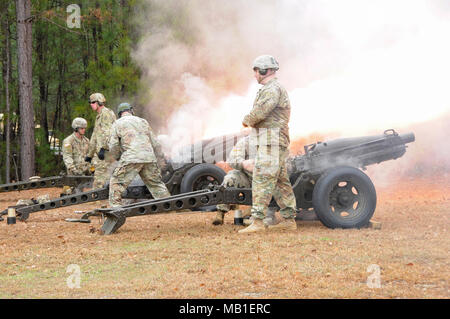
0;163;226;222
69;129;415;234
0;175;94;193
0;175;94;222
286;129;415;228
1;129;415;234
0;132;245;222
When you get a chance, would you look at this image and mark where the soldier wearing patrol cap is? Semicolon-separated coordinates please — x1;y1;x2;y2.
239;55;298;234
107;102;171;207
85;93;117;189
62;117;91;176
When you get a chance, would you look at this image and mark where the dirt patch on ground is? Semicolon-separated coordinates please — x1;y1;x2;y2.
0;176;448;298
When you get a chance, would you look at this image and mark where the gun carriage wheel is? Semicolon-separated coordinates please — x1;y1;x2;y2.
312;166;376;228
180;164;226;211
290;172;319;220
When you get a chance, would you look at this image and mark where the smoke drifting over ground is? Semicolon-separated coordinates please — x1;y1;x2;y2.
132;0;450;177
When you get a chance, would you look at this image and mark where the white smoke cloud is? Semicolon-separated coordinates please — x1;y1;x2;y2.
132;0;450;146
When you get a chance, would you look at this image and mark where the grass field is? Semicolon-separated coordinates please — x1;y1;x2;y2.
0;175;448;299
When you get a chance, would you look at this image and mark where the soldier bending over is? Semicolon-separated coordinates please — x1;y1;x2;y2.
108;103;171;207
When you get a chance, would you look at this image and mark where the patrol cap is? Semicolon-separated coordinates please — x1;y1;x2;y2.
252;55;279;71
89;93;106;104
117;102;133;116
72;117;88;130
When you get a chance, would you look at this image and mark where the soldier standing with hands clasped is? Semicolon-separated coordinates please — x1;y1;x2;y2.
85;93;117;189
108;103;171;207
239;55;298;234
62;117;91;176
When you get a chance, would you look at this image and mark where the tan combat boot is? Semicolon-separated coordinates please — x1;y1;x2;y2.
267;218;297;231
238;218;266;234
212;211;225;225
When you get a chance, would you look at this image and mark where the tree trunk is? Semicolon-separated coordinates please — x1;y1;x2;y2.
5;10;11;183
16;0;35;180
52;80;61;150
36;21;49;144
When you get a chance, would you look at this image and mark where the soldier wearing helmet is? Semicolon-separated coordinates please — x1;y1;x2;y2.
116;102;133;117
85;92;117;188
62;117;91;176
239;55;298;234
107;102;171;207
251;54;280;83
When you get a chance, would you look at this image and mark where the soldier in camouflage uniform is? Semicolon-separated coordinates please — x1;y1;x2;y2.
239;55;297;233
213;136;253;225
62;117;91;176
85;93;117;189
108;103;171;207
213;135;278;226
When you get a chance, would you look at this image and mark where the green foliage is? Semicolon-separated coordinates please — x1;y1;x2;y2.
34;128;65;176
0;0;143;179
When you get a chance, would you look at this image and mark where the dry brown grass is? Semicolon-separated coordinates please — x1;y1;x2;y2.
0;175;448;299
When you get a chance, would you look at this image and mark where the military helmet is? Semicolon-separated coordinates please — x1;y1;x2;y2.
72;117;87;130
117;102;133;116
252;55;279;71
89;93;106;105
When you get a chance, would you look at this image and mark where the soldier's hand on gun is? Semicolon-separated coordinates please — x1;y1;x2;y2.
242;159;255;172
97;148;106;160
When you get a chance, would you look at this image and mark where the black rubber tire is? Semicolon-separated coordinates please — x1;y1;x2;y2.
180;164;226;211
180;164;226;193
312;166;376;229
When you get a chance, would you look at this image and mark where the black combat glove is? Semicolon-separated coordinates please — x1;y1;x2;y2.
97;148;106;160
85;156;92;163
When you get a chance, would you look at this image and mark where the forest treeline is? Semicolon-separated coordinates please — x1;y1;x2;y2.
0;0;141;183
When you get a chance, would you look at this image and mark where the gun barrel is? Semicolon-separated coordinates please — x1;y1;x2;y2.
399;133;415;144
292;130;416;175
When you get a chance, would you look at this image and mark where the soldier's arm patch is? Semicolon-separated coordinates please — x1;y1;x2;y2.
64;143;72;152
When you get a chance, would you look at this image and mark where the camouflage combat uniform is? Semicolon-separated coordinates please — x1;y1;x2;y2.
87;106;117;188
108;113;171;207
216;136;253;213
242;77;297;220
62;133;91;175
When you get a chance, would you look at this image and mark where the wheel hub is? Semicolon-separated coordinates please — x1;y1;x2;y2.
337;192;352;206
194;175;219;190
330;181;358;211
